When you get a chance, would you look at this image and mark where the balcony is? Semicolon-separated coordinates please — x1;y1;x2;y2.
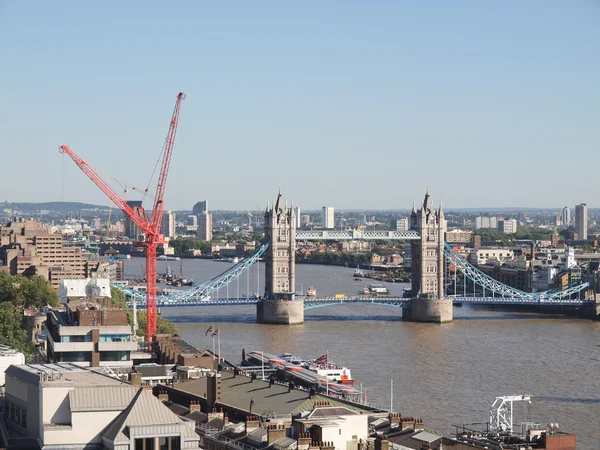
50;341;94;352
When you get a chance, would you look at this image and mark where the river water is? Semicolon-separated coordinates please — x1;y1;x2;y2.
125;258;600;449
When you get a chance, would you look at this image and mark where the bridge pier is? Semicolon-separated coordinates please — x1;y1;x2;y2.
404;298;453;323
257;299;305;325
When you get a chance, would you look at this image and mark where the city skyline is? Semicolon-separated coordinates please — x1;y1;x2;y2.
0;2;598;209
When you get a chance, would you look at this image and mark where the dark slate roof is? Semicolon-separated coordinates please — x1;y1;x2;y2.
185;411;208;423
163;400;190;416
175;372;372;416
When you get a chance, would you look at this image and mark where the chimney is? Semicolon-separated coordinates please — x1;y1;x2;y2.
245;416;260;434
189;400;201;413
321;442;335;450
400;416;415;431
207;407;224;422
297;432;312;450
158;390;169;402
267;424;287;444
129;372;142;387
249;398;255;414
415;418;425;430
375;437;389;450
388;412;402;425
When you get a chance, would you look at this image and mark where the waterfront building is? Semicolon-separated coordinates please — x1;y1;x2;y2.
575;203;588;240
123;200;143;240
193;200;208;216
562;206;571;226
161;210;176;238
322;206;335;229
197;212;213;241
2;363;200;449
0;219;99;288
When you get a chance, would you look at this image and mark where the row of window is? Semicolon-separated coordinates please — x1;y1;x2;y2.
5;400;27;428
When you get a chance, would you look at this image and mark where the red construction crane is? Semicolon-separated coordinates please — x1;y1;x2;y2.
59;92;185;344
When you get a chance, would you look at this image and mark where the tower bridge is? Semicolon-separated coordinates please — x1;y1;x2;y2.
118;189;599;323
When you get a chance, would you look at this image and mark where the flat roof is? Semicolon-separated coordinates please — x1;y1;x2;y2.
174;371;373;416
5;363;128;387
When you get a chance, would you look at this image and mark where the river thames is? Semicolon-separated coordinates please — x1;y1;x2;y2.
126;257;600;449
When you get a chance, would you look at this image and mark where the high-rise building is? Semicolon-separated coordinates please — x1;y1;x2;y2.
197;212;213;241
193;200;207;216
187;215;198;227
562;206;570;226
322;206;335;229
294;207;301;229
575;203;588;240
498;218;518;234
301;215;311;228
161;210;176;238
123;200;143;240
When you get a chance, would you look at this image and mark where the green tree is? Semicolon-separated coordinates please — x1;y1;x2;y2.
110;286;132;325
0;271;17;303
19;275;59;309
0;302;35;357
135;310;178;337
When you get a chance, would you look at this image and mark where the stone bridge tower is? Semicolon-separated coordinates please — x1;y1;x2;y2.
257;189;304;324
405;189;452;323
264;190;296;300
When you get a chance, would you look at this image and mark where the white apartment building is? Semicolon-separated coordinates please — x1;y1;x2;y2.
322;206;335;229
469;248;515;265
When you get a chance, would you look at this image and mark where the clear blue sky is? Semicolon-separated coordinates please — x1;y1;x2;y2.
0;1;598;211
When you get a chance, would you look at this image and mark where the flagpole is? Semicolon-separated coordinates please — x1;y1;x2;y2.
218;328;221;363
212;323;215;362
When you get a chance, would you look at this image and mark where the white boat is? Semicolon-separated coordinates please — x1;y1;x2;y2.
306;286;317;298
157;255;181;261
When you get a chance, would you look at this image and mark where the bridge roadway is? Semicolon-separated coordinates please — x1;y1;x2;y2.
129;295;594;310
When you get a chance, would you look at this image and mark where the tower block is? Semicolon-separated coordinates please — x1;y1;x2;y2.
405;190;453;323
257;190;304;324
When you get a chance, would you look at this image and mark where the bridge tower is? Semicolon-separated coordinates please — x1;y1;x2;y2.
257;189;304;324
405;189;453;323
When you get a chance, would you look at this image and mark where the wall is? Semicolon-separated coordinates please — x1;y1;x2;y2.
43;410;121;446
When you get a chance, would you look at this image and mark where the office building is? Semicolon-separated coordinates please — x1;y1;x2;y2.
294;206;301;229
45;279;136;367
562;206;570;226
575;203;588;240
161;210;176;238
123;200;143;240
301;214;311;228
322;206;335;229
197;212;213;241
0;219;98;289
192;200;207;216
3;363;200;449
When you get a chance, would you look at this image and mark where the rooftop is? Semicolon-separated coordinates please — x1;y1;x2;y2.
5;363;128;387
175;371;373;416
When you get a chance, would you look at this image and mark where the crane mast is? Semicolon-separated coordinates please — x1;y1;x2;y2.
59;92;185;345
